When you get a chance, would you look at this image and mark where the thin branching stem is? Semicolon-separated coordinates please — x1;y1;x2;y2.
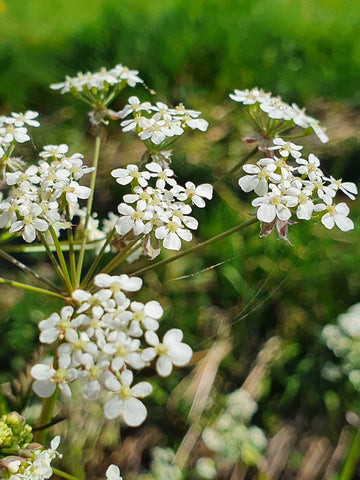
100;237;142;276
213;146;258;188
80;228;116;288
48;226;73;294
52;468;83;480
39;234;68;288
76;126;102;285
0;249;62;292
130;217;257;277
65;204;77;287
34;387;60;445
0;277;65;299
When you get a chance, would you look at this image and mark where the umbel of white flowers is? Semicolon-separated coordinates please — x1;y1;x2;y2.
31;273;193;427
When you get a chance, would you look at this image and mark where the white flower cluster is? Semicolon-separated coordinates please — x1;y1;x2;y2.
322;304;360;390
50;64;143;95
137;447;183;480
200;389;266;475
112;161;213;253
0;111;40;162
31;273;193;427
229;87;329;143
238;137;357;240
3;436;61;480
119;96;209;147
0;144;93;242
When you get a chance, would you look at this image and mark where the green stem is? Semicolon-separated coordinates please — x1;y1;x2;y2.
39;234;67;288
213;146;258;188
34;388;59;445
130;218;257;277
80;228;116;289
3;241;102;253
0;277;65;299
48;227;73;294
0;249;62;292
100;237;141;276
338;428;360;480
65;205;77;287
52;468;83;480
76;126;102;285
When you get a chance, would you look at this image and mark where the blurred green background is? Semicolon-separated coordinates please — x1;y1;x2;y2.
1;0;360;478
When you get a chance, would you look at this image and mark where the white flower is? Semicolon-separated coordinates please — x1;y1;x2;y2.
252;184;297;223
182;114;209;131
111;164;150;188
39;144;69;159
128;300;163;336
106;465;123;480
118;96;152;118
145;162;177;189
116;202;153;236
238;162;281;196
196;457;217;479
183;182;213;208
155;215;193;250
268;138;303;159
50;64;143;94
31;359;77;398
11;111;40;128
38;306;80;344
229;88;270;105
94;273;142;292
102;331;144;370
0;124;30;144
9;203;49;243
143;328;193;377
325;176;358;201
295;153;324;181
315;200;354;231
104;369;152;426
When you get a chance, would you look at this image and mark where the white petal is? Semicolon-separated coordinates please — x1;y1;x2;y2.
144;300;163;319
177;228;192;241
163;232;181;250
31;363;55;380
156;356;173;377
163;328;183;345
169;343;193;366
334;215;354;232
32;380;56;398
131;381;153;398
123;397;147;426
238;175;258;193
256;204;276;223
106;465;122;480
104;397;123;419
120;368;133;386
321;213;335;229
196;183;213;199
145;330;159;347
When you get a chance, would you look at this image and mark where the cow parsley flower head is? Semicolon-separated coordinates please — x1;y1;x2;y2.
229;87;329;143
119;96;208;152
238;136;356;241
50;64;143;95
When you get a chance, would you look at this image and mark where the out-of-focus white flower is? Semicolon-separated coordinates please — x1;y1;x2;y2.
105;464;123;480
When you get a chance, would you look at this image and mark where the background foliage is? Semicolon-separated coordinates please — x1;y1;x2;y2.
1;0;360;478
